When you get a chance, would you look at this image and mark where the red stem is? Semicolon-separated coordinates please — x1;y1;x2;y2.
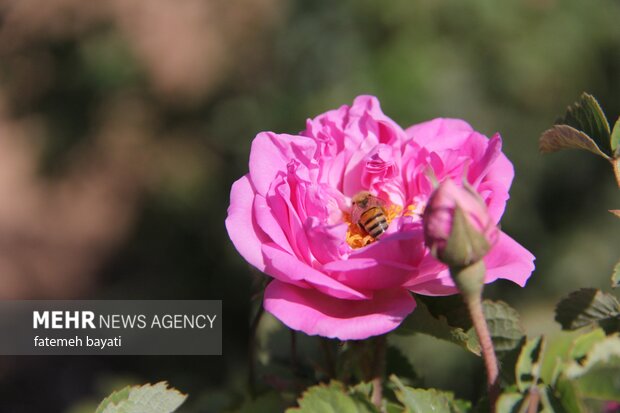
465;294;499;412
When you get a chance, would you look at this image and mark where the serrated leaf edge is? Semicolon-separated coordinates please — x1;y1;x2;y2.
539;125;611;160
95;381;187;413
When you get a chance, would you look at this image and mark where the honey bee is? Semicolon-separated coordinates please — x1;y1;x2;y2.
350;191;389;239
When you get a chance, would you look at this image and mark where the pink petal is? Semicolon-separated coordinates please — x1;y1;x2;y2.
407;231;535;295
405;118;473;149
404;254;457;295
483;231;535;287
225;175;269;271
342;137;380;197
324;228;423;290
349;95;406;146
254;194;294;256
249;132;318;196
304;218;348;264
264;280;416;340
262;243;372;300
468;134;504;187
268;175;313;264
323;257;415;290
485;152;514;191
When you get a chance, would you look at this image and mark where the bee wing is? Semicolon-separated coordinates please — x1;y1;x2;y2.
350;203;363;225
368;195;387;211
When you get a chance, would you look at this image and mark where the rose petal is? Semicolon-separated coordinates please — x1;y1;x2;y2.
405;118;473;149
483;231;535;287
323;257;415;290
406;231;535;295
225;175;269;271
342;138;381;197
305;218;347;264
468;134;501;184
324;227;423;290
262;243;372;300
249;132;318;196
254;194;294;255
403;254;456;295
268;174;313;264
264;280;416;340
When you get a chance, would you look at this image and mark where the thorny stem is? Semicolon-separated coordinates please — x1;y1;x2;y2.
464;293;500;413
248;304;264;398
451;261;499;412
371;335;387;411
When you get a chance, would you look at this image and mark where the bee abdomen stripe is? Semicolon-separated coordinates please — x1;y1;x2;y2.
361;208;384;225
366;219;388;233
368;222;388;237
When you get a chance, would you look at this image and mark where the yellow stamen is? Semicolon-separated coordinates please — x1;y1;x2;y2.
344;204;403;249
403;204;418;217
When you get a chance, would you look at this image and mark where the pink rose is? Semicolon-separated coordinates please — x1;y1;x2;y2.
226;95;534;340
423;178;500;267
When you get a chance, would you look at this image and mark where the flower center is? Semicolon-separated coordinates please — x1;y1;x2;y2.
344;203;402;249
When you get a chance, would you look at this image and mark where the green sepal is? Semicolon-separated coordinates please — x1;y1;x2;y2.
441;205;490;269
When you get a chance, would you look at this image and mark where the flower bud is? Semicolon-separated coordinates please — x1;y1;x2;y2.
423;179;499;268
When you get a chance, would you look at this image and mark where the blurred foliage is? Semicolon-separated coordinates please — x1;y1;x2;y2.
0;0;620;411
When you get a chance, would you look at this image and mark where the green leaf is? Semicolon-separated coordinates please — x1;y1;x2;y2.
396;298;479;354
495;392;525;413
565;335;620;401
569;329;606;361
95;382;187;413
539;329;606;392
481;300;525;354
558;93;612;156
554;378;584;413
516;336;544;392
539;385;570;413
390;375;470;413
385;402;405;413
555;288;620;333
539;125;610;160
286;381;379;413
611;116;620;156
403;298;524;357
417;295;472;331
539;331;580;385
612;261;620;288
350;382;374;399
498;338;526;387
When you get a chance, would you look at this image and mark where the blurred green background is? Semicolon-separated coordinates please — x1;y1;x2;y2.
0;0;619;411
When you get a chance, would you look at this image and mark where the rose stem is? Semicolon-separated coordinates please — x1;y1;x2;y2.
290;330;299;374
248;304;264;398
526;386;540;413
464;293;499;412
371;335;386;410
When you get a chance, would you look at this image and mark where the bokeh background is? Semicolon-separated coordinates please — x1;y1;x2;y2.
0;0;619;411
